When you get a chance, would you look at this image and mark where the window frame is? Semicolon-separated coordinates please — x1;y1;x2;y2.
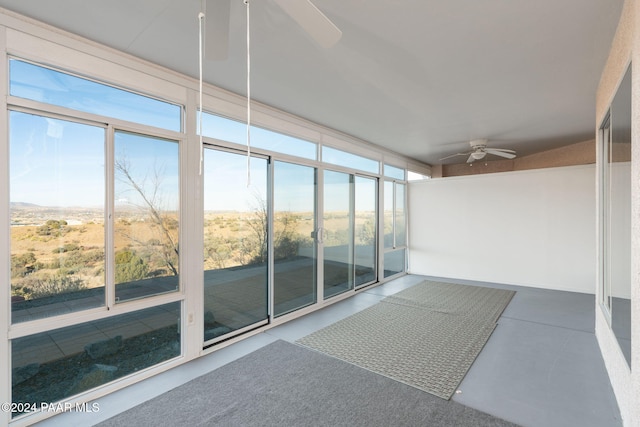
0;20;428;423
6;58;186;358
382;178;407;279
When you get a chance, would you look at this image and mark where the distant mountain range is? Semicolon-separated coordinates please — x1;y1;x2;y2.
10;202;107;212
10;202;41;208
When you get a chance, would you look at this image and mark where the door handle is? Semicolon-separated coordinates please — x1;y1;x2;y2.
312;227;324;244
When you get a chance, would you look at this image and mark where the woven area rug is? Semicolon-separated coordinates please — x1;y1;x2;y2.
297;280;515;399
97;340;518;427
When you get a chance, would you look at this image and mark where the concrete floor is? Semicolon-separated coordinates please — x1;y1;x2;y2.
36;274;622;427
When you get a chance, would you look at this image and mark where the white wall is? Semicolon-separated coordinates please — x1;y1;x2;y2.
408;165;596;293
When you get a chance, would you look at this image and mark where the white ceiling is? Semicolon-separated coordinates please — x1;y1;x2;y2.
0;0;624;165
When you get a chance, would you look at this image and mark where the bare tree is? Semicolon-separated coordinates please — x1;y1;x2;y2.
115;156;179;277
240;190;268;265
237;190;303;266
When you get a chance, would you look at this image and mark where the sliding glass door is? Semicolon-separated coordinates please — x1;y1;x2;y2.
203;149;269;343
383;180;407;278
273;161;317;316
354;176;377;287
202;152;380;336
323;171;378;299
323;171;354;298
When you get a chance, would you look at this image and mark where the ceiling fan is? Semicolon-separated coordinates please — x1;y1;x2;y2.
440;139;516;164
203;0;343;60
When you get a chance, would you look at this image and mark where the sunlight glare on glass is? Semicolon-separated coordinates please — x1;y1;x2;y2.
322;146;379;174
10;111;105;208
384;164;405;180
407;170;430;181
273;161;316;212
10;59;181;132
203;149;268;212
199;112;317;160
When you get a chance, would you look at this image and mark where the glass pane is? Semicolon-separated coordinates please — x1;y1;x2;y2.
10;59;181;132
273;162;317;316
10;112;105;323
608;65;632;366
322;146;379;174
395;183;407;247
384;164;405;180
601;117;612;313
354;176;376;287
11;302;180;416
383;181;394;248
114;131;179;302
384;249;405;278
324;170;354;298
199;112;317;160
203;150;268;341
408;171;430;181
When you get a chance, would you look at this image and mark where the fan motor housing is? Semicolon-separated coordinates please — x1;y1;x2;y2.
470;138;488;149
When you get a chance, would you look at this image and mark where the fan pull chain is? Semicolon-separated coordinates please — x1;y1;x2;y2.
245;0;251;187
198;10;205;176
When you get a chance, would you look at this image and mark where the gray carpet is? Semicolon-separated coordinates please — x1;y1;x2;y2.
98;340;518;426
297;280;515;399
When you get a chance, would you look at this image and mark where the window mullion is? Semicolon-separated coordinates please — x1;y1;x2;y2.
106;125;116;309
392;181;397;249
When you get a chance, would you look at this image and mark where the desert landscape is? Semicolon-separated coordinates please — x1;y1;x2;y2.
10;201;377;305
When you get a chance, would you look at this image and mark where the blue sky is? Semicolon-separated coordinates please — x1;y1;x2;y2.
10;114;375;213
204;149;268;212
9;60;378;214
10;111;105;207
115;131;179;211
10;112;179;209
9;59;181;209
10;59;181;132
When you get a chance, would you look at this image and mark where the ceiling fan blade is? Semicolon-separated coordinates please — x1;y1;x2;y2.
488;148;516;154
485;148;516;159
439;152;469;161
273;0;343;48
204;0;231;60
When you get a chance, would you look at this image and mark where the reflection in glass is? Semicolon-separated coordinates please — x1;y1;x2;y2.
10;112;105;323
383;180;406;278
114;131;180;302
324;170;354;298
9;59;181;132
395;183;406;247
606;65;632;366
354;177;377;287
384;249;405;278
11;302;180;416
601;116;612;314
384;181;394;248
384;164;405;180
203;149;268;342
273;162;317;316
199;112;317;160
322;146;379;174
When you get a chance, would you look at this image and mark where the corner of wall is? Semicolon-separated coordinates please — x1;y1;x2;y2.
595;0;639;425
